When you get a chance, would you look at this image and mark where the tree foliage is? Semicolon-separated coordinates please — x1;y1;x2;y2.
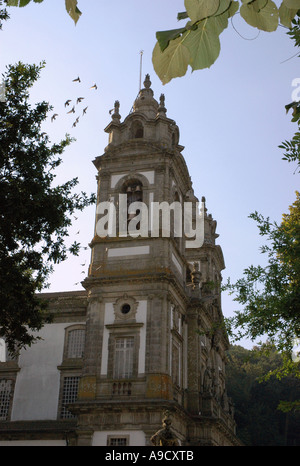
0;62;95;353
224;17;300;379
3;1;300;84
226;345;300;445
3;0;81;25
152;0;300;84
225;193;300;377
0;0;9;29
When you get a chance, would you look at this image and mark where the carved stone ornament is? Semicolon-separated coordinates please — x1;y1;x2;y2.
191;261;201;289
113;294;138;321
150;410;179;446
172;306;179;331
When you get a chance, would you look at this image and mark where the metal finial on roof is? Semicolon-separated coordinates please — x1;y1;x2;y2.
139;50;144;92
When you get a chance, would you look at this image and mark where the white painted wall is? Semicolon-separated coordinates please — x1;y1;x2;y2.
0;440;66;446
107;245;150;257
11;322;81;421
92;430;145;446
137;300;147;375
171;252;183;276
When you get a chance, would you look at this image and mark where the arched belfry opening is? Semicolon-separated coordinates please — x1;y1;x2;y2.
122;179;143;202
131;120;144;139
121;179;143;230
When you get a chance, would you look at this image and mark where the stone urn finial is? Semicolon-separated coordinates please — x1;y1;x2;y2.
144;74;151;89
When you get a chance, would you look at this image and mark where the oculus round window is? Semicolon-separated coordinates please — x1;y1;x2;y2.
121;303;131;314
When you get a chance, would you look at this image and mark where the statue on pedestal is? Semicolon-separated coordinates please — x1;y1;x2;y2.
150;410;179;446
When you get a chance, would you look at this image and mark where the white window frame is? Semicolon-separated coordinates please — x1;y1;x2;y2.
114;337;134;379
60;375;80;419
107;435;129;446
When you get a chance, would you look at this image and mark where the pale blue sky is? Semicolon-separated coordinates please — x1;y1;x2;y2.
1;1;299;347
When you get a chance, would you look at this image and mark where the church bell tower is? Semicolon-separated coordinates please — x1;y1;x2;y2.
73;75;239;446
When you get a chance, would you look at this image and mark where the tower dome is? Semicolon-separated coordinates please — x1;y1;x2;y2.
132;74;159;119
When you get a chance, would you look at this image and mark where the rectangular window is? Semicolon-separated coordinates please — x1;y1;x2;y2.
0;379;12;420
107;436;129;446
67;329;85;358
0;339;5;362
60;376;80;419
0;338;15;362
172;342;180;386
114;337;134;379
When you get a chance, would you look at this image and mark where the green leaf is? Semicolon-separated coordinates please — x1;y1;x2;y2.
228;0;240;17
153;1;235;83
177;11;189;20
184;0;220;22
152;33;190;85
240;0;279;32
214;0;232;16
285;102;298;113
282;0;300;9
6;0;44;5
279;2;298;27
184;15;227;71
156;27;187;52
5;0;20;5
5;0;30;5
65;0;82;24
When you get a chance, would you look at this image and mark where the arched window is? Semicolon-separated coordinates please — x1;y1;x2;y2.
126;182;143;213
122;181;143;231
63;325;86;360
131;120;144;139
67;328;85;358
173;191;182;248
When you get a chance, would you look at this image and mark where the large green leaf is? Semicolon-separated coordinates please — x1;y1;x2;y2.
214;0;233;16
184;12;229;71
184;20;221;71
282;0;300;9
152;33;190;85
65;0;82;24
156;27;187;52
184;0;220;22
240;0;279;32
153;0;238;83
279;2;298;27
228;0;240;17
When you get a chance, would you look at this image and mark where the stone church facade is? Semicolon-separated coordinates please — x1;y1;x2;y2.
0;76;241;446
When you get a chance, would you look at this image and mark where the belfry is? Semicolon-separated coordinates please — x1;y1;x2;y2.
0;76;241;446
